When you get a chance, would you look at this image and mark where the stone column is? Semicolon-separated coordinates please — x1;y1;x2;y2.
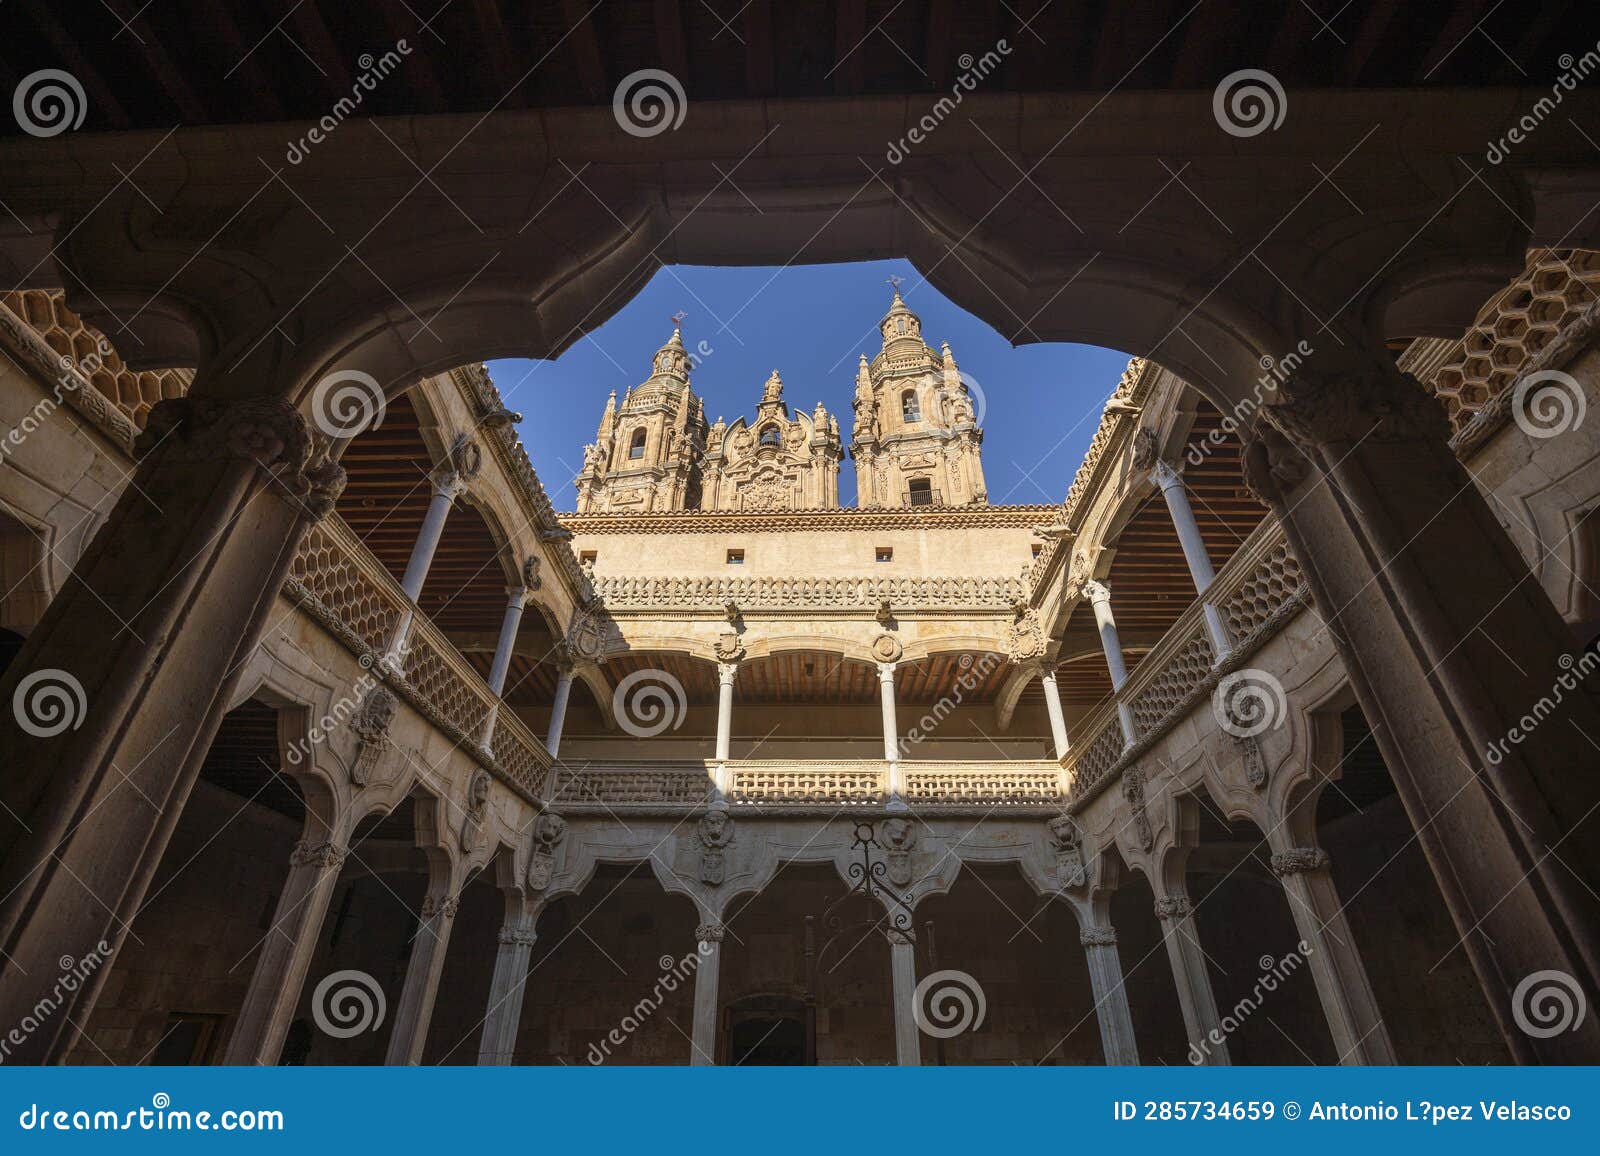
401;470;466;600
224;838;348;1064
479;584;533;752
879;661;907;805
477;902;539;1066
1152;461;1230;657
1082;581;1137;747
888;928;922;1066
714;662;737;763
1040;667;1070;759
1268;845;1397;1065
384;890;459;1066
690;921;724;1065
0;396;345;1061
545;664;575;757
1080;924;1139;1065
1246;368;1600;1062
1153;894;1230;1065
387;469;467;661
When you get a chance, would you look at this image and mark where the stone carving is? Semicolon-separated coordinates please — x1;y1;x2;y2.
350;686;397;786
1006;600;1046;664
713;631;745;663
449;434;484;481
1237;734;1268;790
522;556;542;590
460;770;491;852
290;840;346;871
422;894;460;920
1154;896;1192;921
885;927;916;946
526;812;567;891
1240;421;1312;507
696;921;726;943
134;397;346;521
1079;926;1117;947
583;574;1024;611
1264;367;1450;450
498;925;538;947
881;816;917;886
1130;427;1159;470
566;606;612;662
723;598;740;625
1047;813;1086;889
698;809;733;885
1269;847;1330;877
1123;768;1154;853
875;598;894;626
870;632;903;663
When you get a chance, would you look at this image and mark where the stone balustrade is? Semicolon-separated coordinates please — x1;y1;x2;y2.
283;513;553;803
1062;517;1309;804
545;758;1066;812
588;573;1027;612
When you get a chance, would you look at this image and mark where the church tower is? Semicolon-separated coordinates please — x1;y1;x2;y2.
850;288;988;508
574;325;709;513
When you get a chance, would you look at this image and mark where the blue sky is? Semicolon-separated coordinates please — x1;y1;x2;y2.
488;259;1131;510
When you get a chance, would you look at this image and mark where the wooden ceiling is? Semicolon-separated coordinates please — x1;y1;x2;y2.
198;699;305;821
336;392;515;635
1056;397;1265;705
2;2;1586;137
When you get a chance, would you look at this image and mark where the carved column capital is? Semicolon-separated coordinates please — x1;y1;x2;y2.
498;924;538;948
1269;847;1331;877
695;921;725;944
289;840;346;871
1240;421;1311;508
1154;895;1192;921
876;660;897;682
134;396;346;521
1263;366;1450;451
716;661;739;686
885;927;916;946
422;894;460;921
1079;925;1118;947
1081;579;1111;605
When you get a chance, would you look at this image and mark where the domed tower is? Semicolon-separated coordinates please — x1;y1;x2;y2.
850;289;987;508
574;326;709;513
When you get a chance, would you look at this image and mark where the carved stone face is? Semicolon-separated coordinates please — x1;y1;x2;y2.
468;772;490;811
1048;813;1080;850
699;810;729;843
535;812;567;847
882;817;914;849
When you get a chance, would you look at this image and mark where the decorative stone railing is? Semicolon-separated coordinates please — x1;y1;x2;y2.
1062;517;1309;805
588;573;1027;612
283;515;552;802
546;759;1066;812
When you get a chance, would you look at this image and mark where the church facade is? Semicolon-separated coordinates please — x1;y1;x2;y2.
574;293;983;515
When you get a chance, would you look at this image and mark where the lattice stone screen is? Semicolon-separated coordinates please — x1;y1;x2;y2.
1422;248;1600;433
289;524;405;652
1128;626;1214;734
1220;539;1303;643
1069;718;1127;798
1;289;191;429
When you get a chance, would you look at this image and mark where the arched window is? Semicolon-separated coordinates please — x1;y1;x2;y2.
760;425;781;449
628;428;647;459
901;389;920;422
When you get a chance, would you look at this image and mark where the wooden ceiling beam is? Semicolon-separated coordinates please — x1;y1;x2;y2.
562;0;609;102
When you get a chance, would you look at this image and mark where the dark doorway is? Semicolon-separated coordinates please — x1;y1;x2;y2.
722;995;814;1065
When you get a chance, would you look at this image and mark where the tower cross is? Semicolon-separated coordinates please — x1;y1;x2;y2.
670;310;687;327
885;274;904;290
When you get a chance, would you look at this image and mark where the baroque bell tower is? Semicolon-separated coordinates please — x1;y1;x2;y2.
850;289;987;508
574;325;709;513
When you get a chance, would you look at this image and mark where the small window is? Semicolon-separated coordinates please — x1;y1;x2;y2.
726;549;745;565
149;1013;224;1065
580;550;598;566
759;426;781;448
907;477;933;507
875;547;894;563
901;389;920;422
628;428;647;459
